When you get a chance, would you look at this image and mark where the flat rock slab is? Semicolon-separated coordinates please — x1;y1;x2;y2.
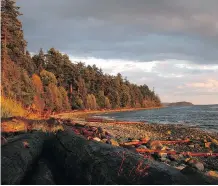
49;130;218;184
1;132;47;185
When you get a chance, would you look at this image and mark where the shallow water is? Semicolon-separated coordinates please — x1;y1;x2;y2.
96;105;218;132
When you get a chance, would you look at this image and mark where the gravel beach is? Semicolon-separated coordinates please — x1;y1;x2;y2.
55;113;218;178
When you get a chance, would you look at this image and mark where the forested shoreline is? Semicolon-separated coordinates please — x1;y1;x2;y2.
1;0;161;116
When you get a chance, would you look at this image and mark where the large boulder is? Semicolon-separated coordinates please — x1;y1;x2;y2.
1;132;47;185
21;159;55;185
48;130;217;184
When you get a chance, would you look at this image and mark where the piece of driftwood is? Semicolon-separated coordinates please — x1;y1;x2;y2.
49;130;218;184
1;132;47;185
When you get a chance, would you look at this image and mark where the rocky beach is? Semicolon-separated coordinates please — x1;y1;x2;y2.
54;112;218;178
1;113;218;184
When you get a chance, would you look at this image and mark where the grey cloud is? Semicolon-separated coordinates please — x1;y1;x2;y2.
17;0;218;64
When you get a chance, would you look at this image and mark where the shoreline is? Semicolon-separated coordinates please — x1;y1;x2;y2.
1;113;218;180
54;106;164;118
54;113;218;173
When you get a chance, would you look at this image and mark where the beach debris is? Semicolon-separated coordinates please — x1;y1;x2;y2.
109;139;119;146
160;157;167;162
140;137;150;143
149;141;163;150
206;171;218;179
138;145;147;149
1;136;7;145
175;165;186;171
93;137;101;142
193;162;204;171
158;152;168;159
23;141;30;148
168;154;179;161
188;144;195;148
101;139;108;143
205;142;211;148
209;137;218;146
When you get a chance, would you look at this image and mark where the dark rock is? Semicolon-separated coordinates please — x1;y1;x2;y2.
168;155;179;161
138;145;147;149
75;123;86;127
51;131;200;184
128;137;134;141
158;152;168;159
193;162;204;171
97;127;103;134
101;139;108;143
188;144;195;148
181;166;217;184
1;132;48;185
22;159;55;185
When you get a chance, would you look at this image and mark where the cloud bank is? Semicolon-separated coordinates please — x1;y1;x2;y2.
16;0;218;104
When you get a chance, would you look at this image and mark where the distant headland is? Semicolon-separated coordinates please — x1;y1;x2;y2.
163;101;194;107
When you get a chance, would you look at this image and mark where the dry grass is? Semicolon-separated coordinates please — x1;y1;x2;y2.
1;119;27;133
31;120;64;132
1;118;64;133
1;96;27;118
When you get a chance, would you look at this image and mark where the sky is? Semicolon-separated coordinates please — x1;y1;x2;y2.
16;0;218;105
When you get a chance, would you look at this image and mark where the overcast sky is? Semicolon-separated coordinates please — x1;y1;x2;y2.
16;0;218;104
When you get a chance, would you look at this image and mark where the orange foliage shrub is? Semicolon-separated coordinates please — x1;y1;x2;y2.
32;74;45;112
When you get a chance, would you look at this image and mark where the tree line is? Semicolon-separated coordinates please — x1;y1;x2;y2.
1;0;161;114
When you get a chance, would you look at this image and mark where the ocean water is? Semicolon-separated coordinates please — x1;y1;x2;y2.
96;105;218;132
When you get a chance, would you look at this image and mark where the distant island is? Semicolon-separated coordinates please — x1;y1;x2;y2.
163;101;194;107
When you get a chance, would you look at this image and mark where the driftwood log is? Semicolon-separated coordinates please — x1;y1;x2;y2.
49;130;218;184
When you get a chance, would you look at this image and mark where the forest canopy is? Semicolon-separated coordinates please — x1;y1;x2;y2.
1;0;161;114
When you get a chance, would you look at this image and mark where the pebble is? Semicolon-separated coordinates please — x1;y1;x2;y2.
168;154;179;161
175;165;186;171
138;145;147;149
91;127;98;132
97;127;103;133
188;144;195;148
109;139;119;146
161;146;169;151
140;137;150;142
160;157;167;162
206;171;218;179
211;138;218;146
93;137;101;142
125;145;135;149
149;141;163;150
205;142;211;148
193;162;204;171
101;139;108;143
128;137;134;141
158;152;168;159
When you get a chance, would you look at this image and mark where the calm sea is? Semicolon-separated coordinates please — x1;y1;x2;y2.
95;105;218;132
